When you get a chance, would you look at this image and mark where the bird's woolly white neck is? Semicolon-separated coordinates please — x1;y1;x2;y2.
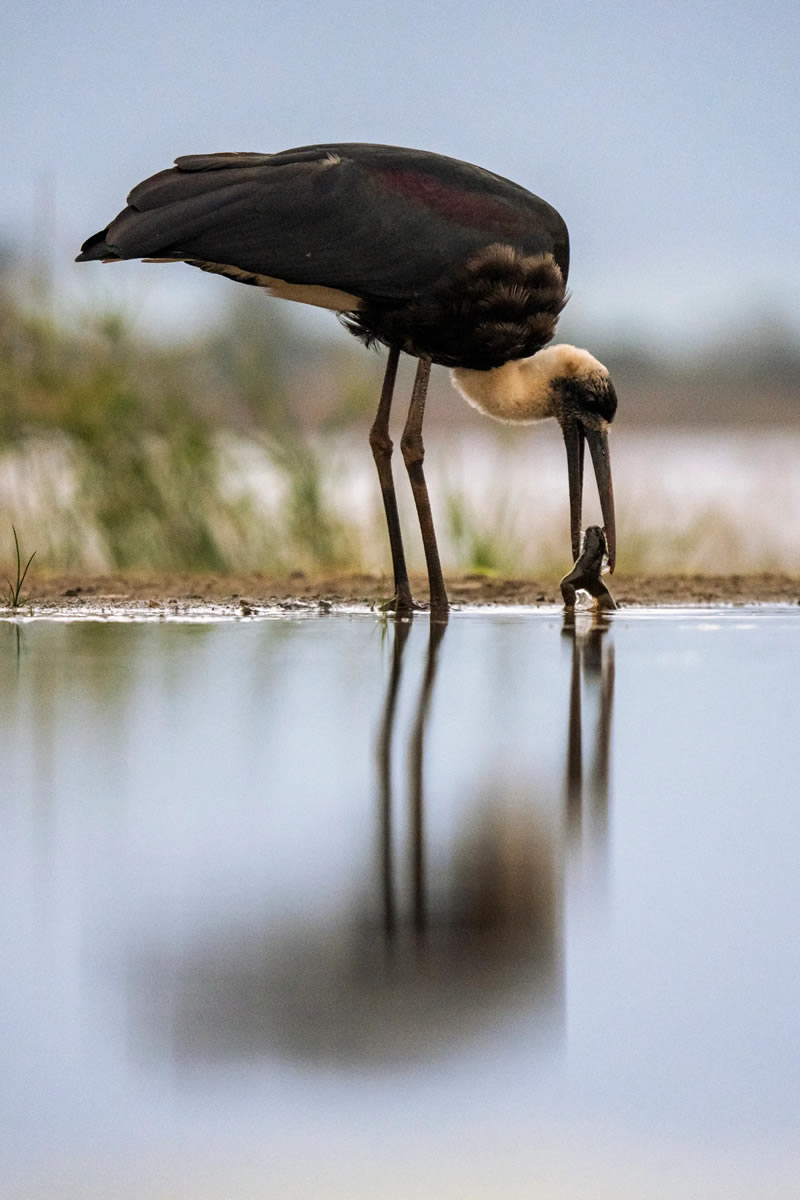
451;344;605;425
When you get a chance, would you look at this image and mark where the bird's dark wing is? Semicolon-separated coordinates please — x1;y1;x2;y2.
77;144;569;300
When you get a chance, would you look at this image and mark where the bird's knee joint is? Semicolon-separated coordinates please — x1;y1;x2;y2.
369;426;393;459
401;432;424;468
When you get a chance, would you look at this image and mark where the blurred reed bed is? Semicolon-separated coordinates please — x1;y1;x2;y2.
0;286;367;574
2;281;800;580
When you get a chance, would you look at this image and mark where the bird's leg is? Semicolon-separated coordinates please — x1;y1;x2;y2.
369;345;415;613
400;357;449;618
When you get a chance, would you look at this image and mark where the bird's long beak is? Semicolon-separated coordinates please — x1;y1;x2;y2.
563;422;616;572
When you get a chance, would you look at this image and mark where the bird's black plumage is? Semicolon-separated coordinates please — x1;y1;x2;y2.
78;143;617;615
77;143;570;369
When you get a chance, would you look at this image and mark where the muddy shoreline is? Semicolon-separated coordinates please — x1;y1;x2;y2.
3;571;799;616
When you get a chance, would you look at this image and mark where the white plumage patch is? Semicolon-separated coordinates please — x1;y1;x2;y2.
182;259;362;312
451;344;608;425
451;359;555;424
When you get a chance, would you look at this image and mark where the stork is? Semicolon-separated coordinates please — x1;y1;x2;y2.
77;143;617;616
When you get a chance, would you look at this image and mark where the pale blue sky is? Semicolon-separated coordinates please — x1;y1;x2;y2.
3;0;799;348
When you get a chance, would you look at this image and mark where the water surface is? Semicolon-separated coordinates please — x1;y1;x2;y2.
2;609;799;1198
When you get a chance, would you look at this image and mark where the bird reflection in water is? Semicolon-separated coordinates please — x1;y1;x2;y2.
128;613;615;1068
375;617;445;941
563;610;615;848
376;619;557;966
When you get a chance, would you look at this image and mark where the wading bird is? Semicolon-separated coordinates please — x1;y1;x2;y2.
77;143;617;615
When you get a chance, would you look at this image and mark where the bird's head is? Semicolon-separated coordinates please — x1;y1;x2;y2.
451;344;617;570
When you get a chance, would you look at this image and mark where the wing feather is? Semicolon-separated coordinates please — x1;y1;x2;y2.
77;144;569;300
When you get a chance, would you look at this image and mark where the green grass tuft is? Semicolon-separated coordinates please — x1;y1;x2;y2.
3;524;36;608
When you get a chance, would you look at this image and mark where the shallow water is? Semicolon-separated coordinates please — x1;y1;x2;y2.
2;609;800;1198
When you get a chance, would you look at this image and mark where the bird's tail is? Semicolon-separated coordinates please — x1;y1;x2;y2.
75;230;118;261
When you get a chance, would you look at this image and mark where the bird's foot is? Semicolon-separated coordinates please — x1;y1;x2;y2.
427;597;450;624
379;585;420;617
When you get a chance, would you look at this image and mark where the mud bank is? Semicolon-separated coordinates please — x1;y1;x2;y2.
4;570;800;617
